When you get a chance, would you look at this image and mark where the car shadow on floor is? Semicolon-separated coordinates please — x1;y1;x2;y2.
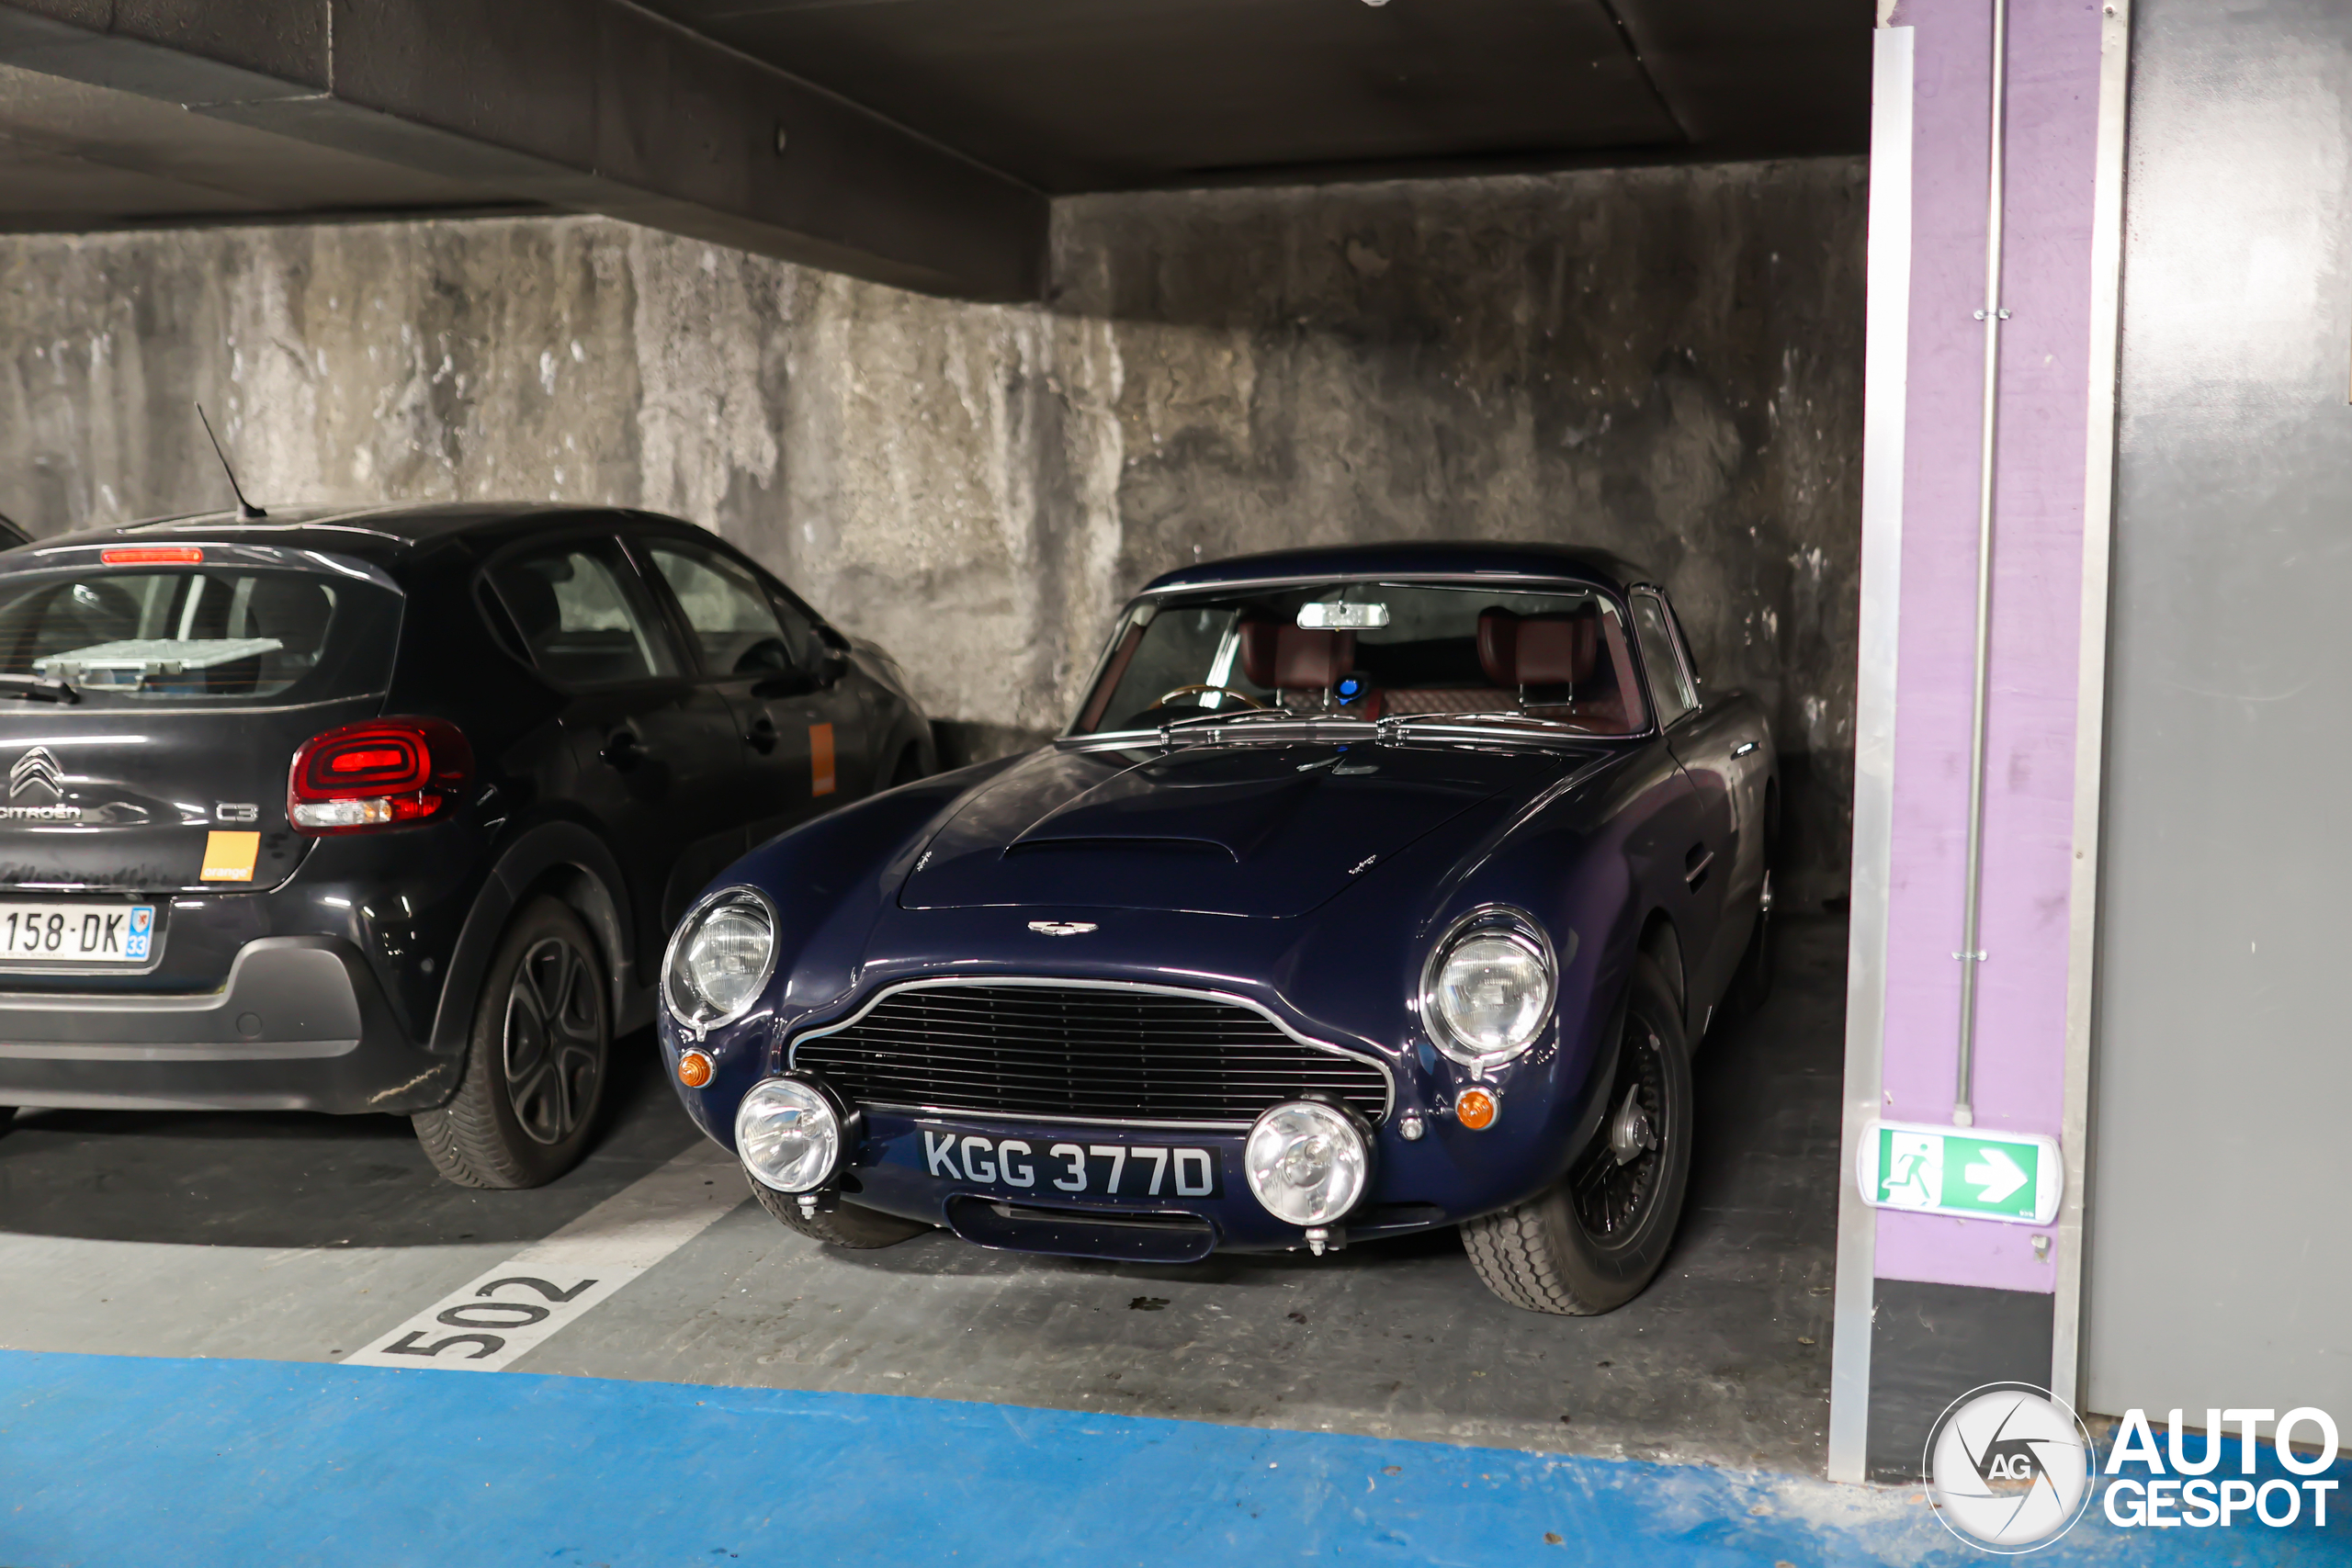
0;1029;704;1249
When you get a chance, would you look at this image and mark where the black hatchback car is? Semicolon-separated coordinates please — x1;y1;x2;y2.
0;503;933;1187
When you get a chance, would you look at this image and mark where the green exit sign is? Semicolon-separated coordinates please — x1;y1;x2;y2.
1857;1120;2063;1226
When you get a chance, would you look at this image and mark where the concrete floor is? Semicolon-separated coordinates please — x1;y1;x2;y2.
0;915;1848;1475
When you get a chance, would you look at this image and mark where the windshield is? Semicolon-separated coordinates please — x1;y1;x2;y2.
1072;581;1650;737
0;563;401;705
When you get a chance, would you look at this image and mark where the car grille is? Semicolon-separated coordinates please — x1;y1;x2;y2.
792;982;1390;1127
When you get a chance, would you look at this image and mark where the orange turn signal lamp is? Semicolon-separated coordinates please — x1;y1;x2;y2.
1456;1086;1499;1131
677;1049;714;1089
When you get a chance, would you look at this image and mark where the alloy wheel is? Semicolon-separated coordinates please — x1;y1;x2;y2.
503;934;603;1145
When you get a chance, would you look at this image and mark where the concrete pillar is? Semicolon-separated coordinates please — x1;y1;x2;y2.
1826;0;2129;1483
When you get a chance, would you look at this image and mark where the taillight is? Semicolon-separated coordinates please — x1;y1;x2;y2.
288;716;473;834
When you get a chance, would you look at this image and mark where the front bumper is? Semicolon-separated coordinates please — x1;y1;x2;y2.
0;935;453;1114
817;1107;1502;1258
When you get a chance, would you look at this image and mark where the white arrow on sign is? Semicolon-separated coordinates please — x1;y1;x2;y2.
1963;1146;2029;1204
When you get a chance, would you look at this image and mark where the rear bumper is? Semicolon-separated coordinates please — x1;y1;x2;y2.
0;936;457;1114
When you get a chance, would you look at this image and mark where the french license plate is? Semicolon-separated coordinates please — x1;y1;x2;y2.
920;1131;1223;1200
0;901;156;964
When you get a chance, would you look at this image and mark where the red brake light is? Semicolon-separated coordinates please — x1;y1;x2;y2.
100;546;204;565
288;717;472;834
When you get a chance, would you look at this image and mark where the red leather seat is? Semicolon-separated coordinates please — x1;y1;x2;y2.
1476;605;1639;732
1238;614;1356;700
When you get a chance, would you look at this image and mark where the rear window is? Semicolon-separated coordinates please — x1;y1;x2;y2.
0;564;401;705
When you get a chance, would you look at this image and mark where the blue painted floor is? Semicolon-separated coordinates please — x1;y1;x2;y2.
1;1351;2346;1567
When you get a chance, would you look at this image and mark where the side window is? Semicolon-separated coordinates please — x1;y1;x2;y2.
1630;592;1697;728
764;588;831;673
1661;596;1702;695
488;538;680;687
643;538;797;678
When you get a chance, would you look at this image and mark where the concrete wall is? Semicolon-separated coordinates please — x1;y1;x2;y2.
0;158;1865;899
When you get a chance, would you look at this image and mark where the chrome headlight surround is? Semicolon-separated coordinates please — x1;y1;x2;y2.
1418;904;1558;1070
736;1074;853;1193
662;886;779;1040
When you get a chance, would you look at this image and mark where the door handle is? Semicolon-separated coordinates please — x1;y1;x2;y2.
1732;739;1758;758
1684;843;1714;891
599;728;646;770
744;715;778;754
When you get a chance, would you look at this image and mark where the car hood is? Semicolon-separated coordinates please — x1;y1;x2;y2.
899;738;1571;919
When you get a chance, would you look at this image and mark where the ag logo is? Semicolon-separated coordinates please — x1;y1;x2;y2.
1025;920;1098;937
1924;1382;2096;1552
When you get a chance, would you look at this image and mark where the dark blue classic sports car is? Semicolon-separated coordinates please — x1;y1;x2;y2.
658;543;1776;1313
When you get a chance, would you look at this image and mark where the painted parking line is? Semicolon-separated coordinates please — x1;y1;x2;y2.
345;1141;744;1371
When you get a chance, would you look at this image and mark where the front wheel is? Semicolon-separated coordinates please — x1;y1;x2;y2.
1460;954;1694;1314
747;1174;929;1247
413;897;611;1189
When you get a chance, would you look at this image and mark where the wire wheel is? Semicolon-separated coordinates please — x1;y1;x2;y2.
1568;1011;1669;1244
503;934;602;1146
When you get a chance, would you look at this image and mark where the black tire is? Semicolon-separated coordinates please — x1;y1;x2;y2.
413;897;610;1190
747;1172;929;1247
888;745;928;788
1461;954;1695;1314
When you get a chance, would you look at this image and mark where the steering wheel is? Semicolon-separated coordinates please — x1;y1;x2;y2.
1147;683;1266;711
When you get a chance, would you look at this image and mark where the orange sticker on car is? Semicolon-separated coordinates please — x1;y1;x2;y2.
199;830;261;882
810;723;836;796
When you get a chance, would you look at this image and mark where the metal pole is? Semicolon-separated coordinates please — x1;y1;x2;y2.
1954;0;2009;1128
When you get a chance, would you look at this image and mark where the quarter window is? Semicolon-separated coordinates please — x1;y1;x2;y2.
1631;592;1697;728
488;539;679;686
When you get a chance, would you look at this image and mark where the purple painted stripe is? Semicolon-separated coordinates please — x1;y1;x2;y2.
1878;0;2104;1293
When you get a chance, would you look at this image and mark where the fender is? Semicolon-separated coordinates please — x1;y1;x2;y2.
428;819;641;1055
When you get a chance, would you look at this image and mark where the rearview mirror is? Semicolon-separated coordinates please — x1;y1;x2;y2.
1297;601;1389;630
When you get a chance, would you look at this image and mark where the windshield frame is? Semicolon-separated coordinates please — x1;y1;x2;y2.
1066;570;1668;746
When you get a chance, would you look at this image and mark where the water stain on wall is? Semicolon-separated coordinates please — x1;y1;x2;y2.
0;157;1863;899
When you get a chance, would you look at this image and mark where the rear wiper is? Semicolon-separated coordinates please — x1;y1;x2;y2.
0;674;78;705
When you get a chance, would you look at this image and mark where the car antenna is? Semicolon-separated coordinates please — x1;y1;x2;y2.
194;403;266;519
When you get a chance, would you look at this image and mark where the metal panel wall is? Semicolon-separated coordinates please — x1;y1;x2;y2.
2089;0;2352;1422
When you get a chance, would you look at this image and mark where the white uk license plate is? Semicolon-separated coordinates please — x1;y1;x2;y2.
0;901;157;964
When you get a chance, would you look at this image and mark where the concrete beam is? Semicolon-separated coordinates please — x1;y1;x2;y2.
0;0;1046;299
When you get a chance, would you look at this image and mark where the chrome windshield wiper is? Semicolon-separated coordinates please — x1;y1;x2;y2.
1378;712;1612;741
0;674;78;705
1157;708;1377;743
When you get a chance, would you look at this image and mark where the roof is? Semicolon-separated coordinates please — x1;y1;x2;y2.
1139;540;1658;598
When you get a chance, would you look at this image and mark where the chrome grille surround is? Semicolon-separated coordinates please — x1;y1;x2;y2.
786;976;1395;1130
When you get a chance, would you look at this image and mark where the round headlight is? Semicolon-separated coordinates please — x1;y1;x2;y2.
664;887;778;1033
1421;908;1556;1066
736;1077;844;1192
1245;1100;1372;1227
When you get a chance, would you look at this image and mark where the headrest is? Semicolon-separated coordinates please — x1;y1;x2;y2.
1238;612;1354;690
1477;606;1598;686
1516;614;1598;686
498;567;563;642
1238;613;1283;688
1476;608;1519;686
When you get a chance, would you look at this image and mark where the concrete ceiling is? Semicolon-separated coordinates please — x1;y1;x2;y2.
0;0;1869;299
638;0;1871;192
